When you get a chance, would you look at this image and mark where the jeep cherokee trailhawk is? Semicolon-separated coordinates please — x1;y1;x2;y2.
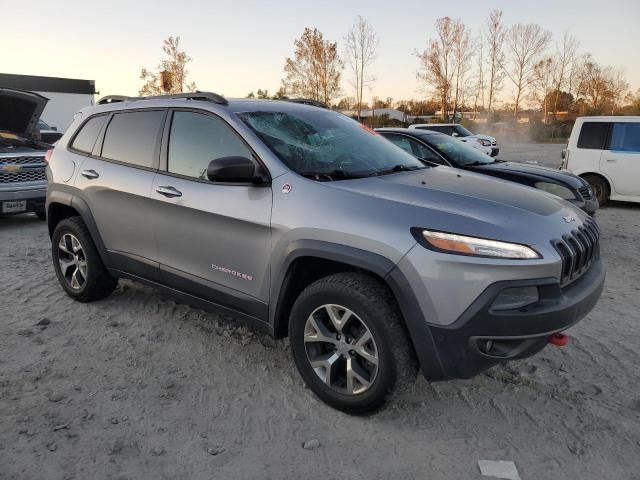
46;92;605;413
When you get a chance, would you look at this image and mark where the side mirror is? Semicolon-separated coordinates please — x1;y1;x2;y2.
207;156;267;184
451;132;459;137
51;126;58;131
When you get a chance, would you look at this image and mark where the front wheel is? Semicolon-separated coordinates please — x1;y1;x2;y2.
289;272;416;414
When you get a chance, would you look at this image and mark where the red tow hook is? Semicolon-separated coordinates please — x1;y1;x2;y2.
549;333;569;347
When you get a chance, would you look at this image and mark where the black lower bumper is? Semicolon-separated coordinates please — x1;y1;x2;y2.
490;147;499;157
424;258;605;380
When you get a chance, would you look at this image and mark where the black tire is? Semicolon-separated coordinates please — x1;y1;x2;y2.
583;174;610;206
35;210;46;220
51;216;117;302
289;272;417;414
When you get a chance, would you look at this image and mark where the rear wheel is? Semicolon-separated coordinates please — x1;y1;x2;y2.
51;216;117;302
583;174;610;206
289;272;416;414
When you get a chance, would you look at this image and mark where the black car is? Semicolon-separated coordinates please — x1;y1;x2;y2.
377;128;598;215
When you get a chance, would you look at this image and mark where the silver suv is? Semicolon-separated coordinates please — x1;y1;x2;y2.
46;92;605;413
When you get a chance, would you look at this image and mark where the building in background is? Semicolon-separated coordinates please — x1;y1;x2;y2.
0;73;96;132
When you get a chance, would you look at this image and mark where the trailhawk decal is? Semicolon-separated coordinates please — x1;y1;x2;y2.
211;264;254;281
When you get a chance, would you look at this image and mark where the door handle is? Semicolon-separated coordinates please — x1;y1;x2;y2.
156;185;182;198
81;169;99;179
604;158;617;163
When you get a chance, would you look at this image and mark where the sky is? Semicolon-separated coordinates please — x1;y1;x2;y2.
4;0;639;104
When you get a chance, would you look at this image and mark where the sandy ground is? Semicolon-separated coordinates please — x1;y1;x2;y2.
1;146;640;479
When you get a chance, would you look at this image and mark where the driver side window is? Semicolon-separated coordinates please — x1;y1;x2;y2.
168;111;253;180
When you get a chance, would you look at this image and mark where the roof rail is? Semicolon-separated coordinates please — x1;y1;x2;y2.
97;91;228;106
283;98;329;109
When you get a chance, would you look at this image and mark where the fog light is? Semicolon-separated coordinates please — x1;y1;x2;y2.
491;286;539;311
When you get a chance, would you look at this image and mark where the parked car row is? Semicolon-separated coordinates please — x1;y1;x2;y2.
44;92;605;413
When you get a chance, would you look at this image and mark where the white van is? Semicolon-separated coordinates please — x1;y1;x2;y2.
562;116;640;205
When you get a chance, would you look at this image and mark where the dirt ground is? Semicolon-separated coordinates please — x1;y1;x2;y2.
1;147;640;479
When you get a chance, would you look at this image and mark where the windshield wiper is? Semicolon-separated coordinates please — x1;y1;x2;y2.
376;164;426;176
464;160;494;167
299;169;367;181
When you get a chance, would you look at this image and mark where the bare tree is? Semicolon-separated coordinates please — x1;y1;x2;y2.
503;23;552;114
451;20;473;119
343;16;378;120
471;38;485;119
576;54;612;113
608;67;629;114
485;10;506;112
139;36;196;95
416;17;459;120
551;32;580;115
282;28;343;104
530;57;555;120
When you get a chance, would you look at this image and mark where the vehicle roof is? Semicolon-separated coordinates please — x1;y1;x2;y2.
577;116;640;122
84;96;330;117
376;127;442;137
410;123;459;127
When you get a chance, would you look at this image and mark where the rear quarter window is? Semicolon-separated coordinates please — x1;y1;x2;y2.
70;115;108;154
101;110;165;168
577;122;610;150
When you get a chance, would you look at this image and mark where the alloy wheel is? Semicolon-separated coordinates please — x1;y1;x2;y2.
58;233;88;290
303;304;379;395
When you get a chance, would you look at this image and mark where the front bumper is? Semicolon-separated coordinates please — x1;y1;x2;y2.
0;186;47;213
490;147;499;157
424;258;605;379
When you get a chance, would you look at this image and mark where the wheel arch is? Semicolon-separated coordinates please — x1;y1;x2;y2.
47;192;111;267
270;240;446;380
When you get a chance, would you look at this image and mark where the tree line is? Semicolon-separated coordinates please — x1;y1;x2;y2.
139;14;639;120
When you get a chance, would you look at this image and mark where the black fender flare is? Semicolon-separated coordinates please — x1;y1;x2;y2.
47;190;111;268
269;240;445;380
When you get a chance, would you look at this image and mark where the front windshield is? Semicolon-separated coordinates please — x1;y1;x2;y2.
238;109;426;179
452;124;473;137
426;134;495;166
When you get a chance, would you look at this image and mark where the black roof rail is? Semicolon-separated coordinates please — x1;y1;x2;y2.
283;98;329;109
97;91;228;106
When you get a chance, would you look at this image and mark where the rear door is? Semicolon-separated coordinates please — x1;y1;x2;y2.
600;122;640;196
73;109;166;279
151;109;272;315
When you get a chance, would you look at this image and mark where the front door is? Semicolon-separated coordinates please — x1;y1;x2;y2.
151;110;272;317
600;122;640;196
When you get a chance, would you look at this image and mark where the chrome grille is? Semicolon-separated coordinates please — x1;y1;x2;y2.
0;155;47;185
0;169;46;184
578;185;593;200
552;218;600;286
0;155;46;166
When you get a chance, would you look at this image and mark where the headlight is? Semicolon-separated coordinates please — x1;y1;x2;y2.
476;138;492;146
535;182;575;200
418;230;540;259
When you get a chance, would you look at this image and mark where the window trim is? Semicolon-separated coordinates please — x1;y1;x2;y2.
67;113;110;156
95;108;168;172
159;107;272;186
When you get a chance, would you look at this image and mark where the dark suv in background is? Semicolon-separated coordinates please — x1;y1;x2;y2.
0;88;51;219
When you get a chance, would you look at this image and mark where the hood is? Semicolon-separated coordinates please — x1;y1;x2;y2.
324;166;585;246
467;133;496;143
0;88;48;137
474;161;587;189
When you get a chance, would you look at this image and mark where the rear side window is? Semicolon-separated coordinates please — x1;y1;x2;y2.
167;111;253;179
577;122;609;150
609;123;640;152
101;110;165;168
70;115;107;154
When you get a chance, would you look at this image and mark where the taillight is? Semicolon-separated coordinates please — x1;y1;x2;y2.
44;149;54;163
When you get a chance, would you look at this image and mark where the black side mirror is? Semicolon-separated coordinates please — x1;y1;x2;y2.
207;156;267;184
